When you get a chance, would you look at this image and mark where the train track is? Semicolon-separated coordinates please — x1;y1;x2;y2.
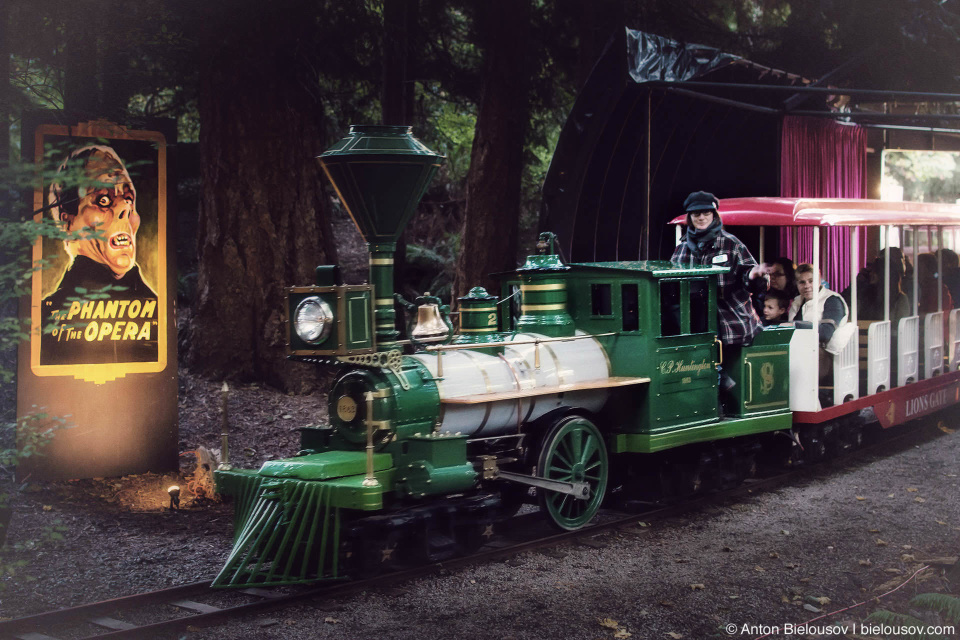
0;420;944;640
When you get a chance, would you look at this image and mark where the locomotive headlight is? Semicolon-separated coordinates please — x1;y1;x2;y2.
294;296;334;345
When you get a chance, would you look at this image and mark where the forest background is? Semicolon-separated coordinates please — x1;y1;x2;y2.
4;0;960;395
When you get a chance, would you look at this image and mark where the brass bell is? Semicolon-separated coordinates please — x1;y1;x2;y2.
411;301;450;342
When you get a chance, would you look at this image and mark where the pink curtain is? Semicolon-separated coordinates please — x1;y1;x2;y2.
780;116;868;291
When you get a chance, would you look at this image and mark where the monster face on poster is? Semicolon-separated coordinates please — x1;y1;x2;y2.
17;117;178;480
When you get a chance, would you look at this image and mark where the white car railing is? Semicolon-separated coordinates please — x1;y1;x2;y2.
832;331;859;405
923;312;944;379
865;320;890;395
949;309;960;372
897;315;920;386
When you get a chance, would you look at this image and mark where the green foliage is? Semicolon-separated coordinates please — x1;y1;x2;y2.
404;237;458;302
0;146;112;383
911;593;960;625
865;610;936;640
0;411;69;589
0;411;69;486
865;592;960;640
425;97;477;184
883;151;960;204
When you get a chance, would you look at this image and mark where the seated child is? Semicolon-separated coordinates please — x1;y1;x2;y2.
762;289;790;326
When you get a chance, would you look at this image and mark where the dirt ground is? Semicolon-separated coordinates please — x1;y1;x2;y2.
1;372;959;640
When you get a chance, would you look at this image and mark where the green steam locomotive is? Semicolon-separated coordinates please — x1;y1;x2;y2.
211;126;898;588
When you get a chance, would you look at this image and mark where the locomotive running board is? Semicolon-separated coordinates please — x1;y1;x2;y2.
611;411;794;454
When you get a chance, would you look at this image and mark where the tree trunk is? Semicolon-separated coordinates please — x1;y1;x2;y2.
188;5;336;390
454;0;531;301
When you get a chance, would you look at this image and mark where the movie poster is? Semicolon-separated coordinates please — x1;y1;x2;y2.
31;123;167;381
17;117;178;480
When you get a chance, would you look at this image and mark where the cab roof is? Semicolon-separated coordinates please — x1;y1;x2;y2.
571;260;727;277
667;197;960;227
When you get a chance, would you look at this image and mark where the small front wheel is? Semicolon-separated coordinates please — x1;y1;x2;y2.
536;416;609;531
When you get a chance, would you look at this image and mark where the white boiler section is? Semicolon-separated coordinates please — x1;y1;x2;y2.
410;332;610;437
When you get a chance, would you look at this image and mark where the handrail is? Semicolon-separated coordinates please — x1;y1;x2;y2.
424;332;618;353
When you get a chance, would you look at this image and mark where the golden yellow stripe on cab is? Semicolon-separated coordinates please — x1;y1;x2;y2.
521;283;565;291
522;303;567;312
375;298;394;306
369;258;394;266
462;307;497;313
460;327;495;333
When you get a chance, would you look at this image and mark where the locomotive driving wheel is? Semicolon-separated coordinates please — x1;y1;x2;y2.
536;416;609;531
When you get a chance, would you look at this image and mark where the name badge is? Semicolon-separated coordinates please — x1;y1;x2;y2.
712;254;729;264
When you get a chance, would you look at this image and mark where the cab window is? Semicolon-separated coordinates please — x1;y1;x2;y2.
660;280;681;336
690;279;709;333
591;283;613;316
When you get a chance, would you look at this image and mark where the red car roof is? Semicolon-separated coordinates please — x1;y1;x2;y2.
667;197;960;227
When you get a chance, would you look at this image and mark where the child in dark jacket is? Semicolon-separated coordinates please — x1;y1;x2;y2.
762;289;790;326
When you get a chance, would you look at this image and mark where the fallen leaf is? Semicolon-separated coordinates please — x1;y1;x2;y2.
868;529;880;533
876;539;888;546
781;530;790;535
690;583;705;590
666;633;683;639
660;600;675;608
813;596;831;605
755;565;766;572
907;487;918;492
729;595;740;600
799;578;811;583
637;521;650;527
42;505;52;511
614;630;632;639
902;554;916;562
936;520;948;526
769;552;780;559
884;568;903;575
599;618;620;630
859;559;872;567
781;595;790;603
803;604;821;613
856;496;866;501
902;545;912;550
888;493;895;498
938;422;955;434
785;562;799;569
874;577;904;592
915;497;926;503
324;617;340;624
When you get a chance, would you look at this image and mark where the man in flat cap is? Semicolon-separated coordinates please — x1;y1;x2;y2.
671;191;771;398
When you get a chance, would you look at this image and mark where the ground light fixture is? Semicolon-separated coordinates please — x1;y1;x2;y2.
167;485;180;510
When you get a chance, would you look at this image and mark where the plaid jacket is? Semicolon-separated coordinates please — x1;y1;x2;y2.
671;230;763;346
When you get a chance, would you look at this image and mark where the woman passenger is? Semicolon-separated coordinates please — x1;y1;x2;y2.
769;257;798;299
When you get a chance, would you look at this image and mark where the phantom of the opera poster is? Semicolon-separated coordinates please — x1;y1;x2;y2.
30;123;168;384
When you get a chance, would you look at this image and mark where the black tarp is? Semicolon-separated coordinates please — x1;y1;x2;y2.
541;28;811;262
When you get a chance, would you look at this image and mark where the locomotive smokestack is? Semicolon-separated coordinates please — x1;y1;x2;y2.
317;125;444;349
